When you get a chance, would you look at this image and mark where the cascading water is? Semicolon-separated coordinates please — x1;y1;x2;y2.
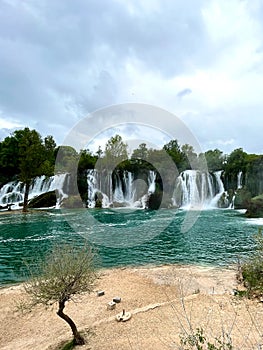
237;171;243;189
148;171;156;194
0;182;24;207
140;171;156;209
0;174;69;209
173;170;227;209
86;169;156;208
0;169;231;210
209;171;226;208
87;169;111;208
227;171;243;209
113;171;135;204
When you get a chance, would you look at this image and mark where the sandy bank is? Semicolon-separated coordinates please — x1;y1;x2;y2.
0;264;262;350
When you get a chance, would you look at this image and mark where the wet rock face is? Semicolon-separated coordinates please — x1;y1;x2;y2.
28;191;56;208
234;188;252;209
245;195;263;218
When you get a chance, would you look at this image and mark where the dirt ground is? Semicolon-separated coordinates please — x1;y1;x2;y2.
0;264;263;350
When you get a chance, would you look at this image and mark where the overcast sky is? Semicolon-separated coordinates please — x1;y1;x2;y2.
0;0;263;155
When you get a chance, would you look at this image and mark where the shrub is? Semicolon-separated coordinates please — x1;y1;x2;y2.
180;327;233;350
241;228;263;298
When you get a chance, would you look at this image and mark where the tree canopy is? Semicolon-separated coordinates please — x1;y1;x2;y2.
1;127;263;209
24;243;97;345
0;128;57;211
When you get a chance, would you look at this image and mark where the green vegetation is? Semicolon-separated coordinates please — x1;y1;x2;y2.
24;243;97;346
0;128;56;211
180;327;233;350
1;127;263;211
60;339;75;350
241;228;263;298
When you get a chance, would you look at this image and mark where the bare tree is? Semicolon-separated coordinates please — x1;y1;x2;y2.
24;243;97;346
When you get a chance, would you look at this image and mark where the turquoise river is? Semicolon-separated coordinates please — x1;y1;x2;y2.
0;208;262;286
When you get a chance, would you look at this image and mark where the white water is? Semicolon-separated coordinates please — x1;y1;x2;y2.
226;171;243;209
237;171;243;189
87;169;156;208
113;171;135;204
228;195;235;209
0;169;230;210
148;171;156;194
209;171;226;208
173;170;226;209
0;174;68;209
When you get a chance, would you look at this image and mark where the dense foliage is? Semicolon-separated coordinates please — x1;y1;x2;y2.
0;128;57;211
1;127;263;210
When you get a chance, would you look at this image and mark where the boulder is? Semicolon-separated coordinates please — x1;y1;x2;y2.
61;195;84;208
245;194;263;218
234;188;252;209
94;191;103;208
28;191;56;208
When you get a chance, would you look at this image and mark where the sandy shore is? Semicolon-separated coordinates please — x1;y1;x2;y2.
0;264;263;350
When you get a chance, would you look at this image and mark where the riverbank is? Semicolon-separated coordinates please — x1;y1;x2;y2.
0;264;262;350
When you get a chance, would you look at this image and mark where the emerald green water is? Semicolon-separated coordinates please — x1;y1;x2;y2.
0;208;260;286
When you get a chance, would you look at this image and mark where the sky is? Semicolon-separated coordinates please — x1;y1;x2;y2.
0;0;263;155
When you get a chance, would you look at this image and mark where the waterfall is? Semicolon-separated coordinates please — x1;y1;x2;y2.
0;174;69;209
173;170;227;209
208;171;226;208
0;182;24;207
113;171;135;204
0;169;231;210
140;171;157;209
148;171;156;194
237;171;243;189
86;169;156;208
227;171;243;210
228;194;235;209
87;170;110;208
173;170;214;209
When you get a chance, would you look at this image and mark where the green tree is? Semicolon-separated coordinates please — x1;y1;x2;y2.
131;143;149;161
55;145;79;173
24;243;97;346
225;148;247;174
204;149;225;171
104;135;128;170
17;128;48;212
43;135;57;174
0;135;20;183
181;144;198;170
224;148;248;191
78;149;97;171
0;129;57;208
163;139;184;170
96;145;103;159
147;148;167;170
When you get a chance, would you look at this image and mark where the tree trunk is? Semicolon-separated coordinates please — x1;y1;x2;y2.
57;300;85;345
23;182;30;212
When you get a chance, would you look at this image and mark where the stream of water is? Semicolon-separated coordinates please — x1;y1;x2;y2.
0;208;261;286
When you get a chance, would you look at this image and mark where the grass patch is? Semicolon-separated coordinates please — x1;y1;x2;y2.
60;339;75;350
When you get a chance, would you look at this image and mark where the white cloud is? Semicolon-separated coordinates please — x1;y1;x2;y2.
0;0;263;154
0;115;22;129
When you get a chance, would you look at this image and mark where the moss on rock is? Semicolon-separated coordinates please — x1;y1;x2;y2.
245;194;263;218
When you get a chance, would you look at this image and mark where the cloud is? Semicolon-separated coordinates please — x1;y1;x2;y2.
0;0;263;154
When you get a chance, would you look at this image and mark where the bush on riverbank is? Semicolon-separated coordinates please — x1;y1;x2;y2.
241;228;263;298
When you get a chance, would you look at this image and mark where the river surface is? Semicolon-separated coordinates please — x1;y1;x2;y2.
0;208;262;286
